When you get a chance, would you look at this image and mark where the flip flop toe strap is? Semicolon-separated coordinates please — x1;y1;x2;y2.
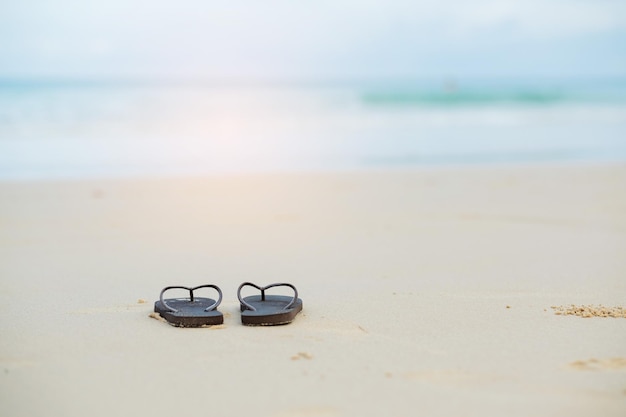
159;284;223;313
237;282;298;312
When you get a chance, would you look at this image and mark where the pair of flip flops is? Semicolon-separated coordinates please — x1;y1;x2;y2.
153;282;303;327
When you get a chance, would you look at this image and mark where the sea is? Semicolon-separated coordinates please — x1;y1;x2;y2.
1;77;625;180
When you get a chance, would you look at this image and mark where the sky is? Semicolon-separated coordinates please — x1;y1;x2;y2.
0;0;625;80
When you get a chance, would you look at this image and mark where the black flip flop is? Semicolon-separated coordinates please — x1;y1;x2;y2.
154;284;223;327
238;282;303;326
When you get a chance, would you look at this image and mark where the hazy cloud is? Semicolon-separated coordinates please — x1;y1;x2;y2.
1;0;624;78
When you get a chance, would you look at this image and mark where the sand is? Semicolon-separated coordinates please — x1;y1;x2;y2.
1;163;625;416
551;305;626;318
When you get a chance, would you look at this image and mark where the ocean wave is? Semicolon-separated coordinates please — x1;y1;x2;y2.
360;89;626;107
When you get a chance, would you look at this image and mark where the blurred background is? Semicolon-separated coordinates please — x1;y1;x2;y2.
1;0;625;179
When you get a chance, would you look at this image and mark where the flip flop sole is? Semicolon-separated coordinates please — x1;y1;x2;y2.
154;297;224;327
240;295;303;326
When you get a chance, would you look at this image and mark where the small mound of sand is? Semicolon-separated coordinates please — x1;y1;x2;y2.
551;305;626;318
291;352;313;361
569;358;626;371
201;324;226;329
148;312;167;323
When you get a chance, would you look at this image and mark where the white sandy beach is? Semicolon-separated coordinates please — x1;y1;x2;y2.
1;163;625;417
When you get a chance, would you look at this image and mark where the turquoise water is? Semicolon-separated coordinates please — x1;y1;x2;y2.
1;78;625;179
361;78;626;106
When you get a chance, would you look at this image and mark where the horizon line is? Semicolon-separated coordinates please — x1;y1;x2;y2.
1;74;626;87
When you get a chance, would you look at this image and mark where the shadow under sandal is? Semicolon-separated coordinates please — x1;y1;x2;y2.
238;282;303;326
154;284;223;327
